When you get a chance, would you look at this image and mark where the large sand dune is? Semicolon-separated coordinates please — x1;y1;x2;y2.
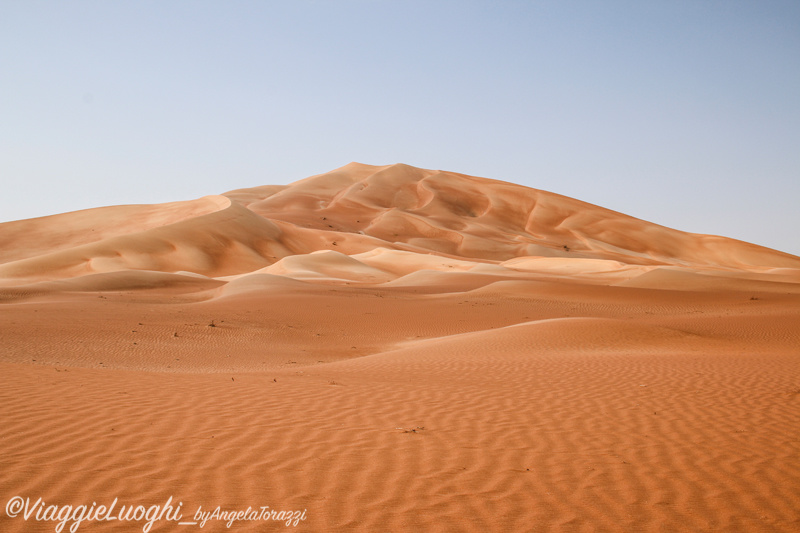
1;163;799;532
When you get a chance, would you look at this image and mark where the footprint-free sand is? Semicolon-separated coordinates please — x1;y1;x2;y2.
2;163;799;532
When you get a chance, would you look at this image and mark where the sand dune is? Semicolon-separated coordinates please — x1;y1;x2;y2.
2;162;799;289
227;162;800;269
2;163;799;532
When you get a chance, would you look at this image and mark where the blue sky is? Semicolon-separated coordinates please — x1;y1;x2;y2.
2;1;799;255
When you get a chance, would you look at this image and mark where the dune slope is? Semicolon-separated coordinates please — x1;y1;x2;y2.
1;163;799;532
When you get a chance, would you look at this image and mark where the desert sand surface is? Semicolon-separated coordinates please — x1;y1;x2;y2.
1;163;799;532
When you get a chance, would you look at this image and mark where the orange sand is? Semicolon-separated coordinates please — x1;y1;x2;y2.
1;163;799;532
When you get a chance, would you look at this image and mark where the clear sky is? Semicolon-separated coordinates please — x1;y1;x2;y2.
2;1;799;255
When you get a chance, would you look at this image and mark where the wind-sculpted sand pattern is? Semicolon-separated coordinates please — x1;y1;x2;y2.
1;163;799;532
1;333;799;532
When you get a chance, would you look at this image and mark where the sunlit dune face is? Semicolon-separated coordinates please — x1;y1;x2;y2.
1;162;798;289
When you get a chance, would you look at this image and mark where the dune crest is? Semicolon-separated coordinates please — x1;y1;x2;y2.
1;162;798;290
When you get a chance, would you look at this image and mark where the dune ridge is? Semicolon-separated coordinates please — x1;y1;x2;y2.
2;162;799;291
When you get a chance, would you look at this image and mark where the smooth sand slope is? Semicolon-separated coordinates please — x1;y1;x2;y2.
1;163;799;532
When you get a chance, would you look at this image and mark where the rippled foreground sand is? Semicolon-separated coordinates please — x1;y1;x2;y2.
1;164;799;532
